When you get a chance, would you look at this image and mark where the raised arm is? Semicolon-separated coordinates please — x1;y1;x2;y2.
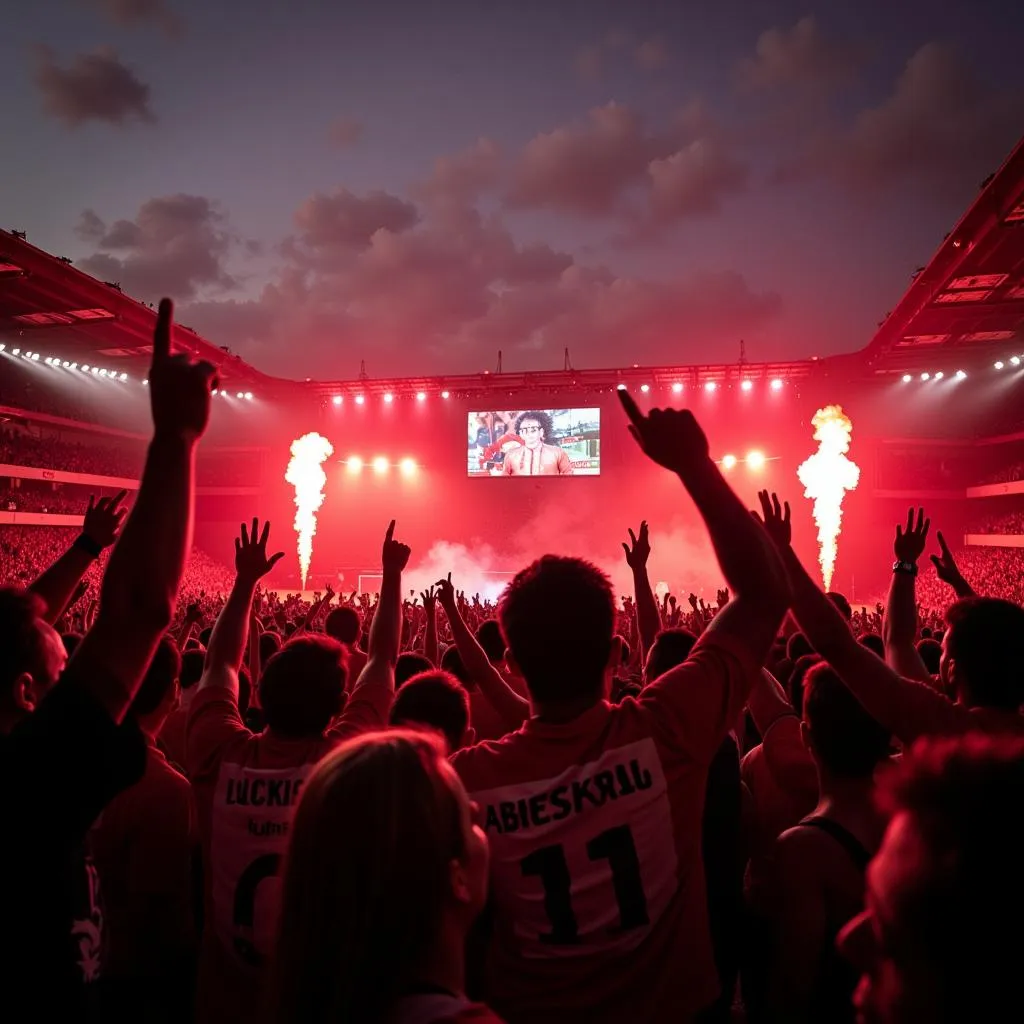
421;586;439;666
436;572;529;730
623;521;661;661
29;491;128;625
930;531;977;599
756;491;964;745
351;521;410;693
619;391;789;666
883;508;933;683
197;519;283;698
65;299;216;723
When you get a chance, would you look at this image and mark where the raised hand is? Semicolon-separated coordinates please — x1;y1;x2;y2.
323;582;335;602
894;507;930;564
622;520;651;570
435;572;456;607
381;520;411;573
420;585;437;613
235;518;285;584
754;491;792;549
184;601;203;623
83;490;129;549
618;389;710;476
930;531;967;588
716;588;730;608
148;298;218;441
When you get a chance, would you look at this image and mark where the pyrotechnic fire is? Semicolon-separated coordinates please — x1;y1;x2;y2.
285;432;334;589
797;405;859;591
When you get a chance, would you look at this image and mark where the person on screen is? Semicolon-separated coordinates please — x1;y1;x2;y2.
502;411;574;476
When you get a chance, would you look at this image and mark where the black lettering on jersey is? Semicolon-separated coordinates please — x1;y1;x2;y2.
226;776;305;808
250;779;266;806
629;759;653;790
528;793;549;826
594;770;618;804
615;764;637;796
549;786;572;821
500;801;520;833
485;804;503;834
572;777;600;812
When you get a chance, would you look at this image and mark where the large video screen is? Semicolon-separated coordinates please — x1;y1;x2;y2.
468;408;601;477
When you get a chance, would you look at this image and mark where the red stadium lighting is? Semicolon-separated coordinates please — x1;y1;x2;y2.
616;383;627;391
640;384;650;393
332;395;342;406
441;390;450;399
346;456;363;473
920;372;930;381
955;370;967;380
741;380;753;392
416;391;427;402
747;450;766;470
995;361;1004;370
902;374;913;383
355;394;365;404
1012;357;1022;367
704;381;717;393
399;457;417;476
722;454;737;470
373;456;389;474
383;392;394;404
934;371;944;381
671;382;683;393
770;379;784;391
244;392;253;400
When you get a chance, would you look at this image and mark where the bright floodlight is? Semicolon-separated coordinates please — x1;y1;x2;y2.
934;371;944;380
332;395;342;406
383;392;394;403
373;456;389;474
722;454;737;470
901;374;912;383
616;383;627;391
920;372;930;381
399;457;417;476
995;361;1004;370
355;394;365;405
347;456;363;472
120;373;128;381
236;391;244;398
671;382;683;393
741;380;753;392
416;391;427;401
704;381;717;393
956;370;967;380
747;450;766;470
244;392;253;400
640;384;650;393
441;390;450;399
1012;356;1022;367
770;378;784;391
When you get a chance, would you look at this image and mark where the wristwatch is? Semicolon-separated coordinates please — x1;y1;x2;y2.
892;560;918;576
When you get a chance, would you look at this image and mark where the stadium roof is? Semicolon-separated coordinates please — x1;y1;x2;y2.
0;235;273;388
863;135;1024;376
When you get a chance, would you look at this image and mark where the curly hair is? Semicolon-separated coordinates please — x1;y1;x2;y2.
514;410;558;446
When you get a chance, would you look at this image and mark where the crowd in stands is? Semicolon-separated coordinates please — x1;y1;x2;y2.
967;507;1024;535
4;304;1024;1024
1;486;88;514
978;459;1024;485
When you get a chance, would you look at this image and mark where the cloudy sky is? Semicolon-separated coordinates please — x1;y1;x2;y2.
3;0;1022;379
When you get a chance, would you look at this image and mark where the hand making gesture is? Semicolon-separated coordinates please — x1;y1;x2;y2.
235;518;285;584
754;491;792;549
894;507;930;564
622;521;651;570
82;490;129;549
618;390;710;476
420;584;438;614
149;298;218;441
381;520;411;574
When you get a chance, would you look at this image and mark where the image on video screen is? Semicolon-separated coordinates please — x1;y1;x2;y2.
467;408;601;477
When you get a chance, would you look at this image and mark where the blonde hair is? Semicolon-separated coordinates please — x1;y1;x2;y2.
266;730;466;1024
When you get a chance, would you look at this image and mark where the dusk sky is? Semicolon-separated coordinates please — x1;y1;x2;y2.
4;0;1023;379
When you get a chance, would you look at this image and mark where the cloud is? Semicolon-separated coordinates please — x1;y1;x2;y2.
634;38;669;72
413;137;503;208
328;116;364;148
287;188;420;255
737;16;862;92
85;0;183;36
647;138;748;220
33;45;154;127
781;42;1024;195
179;190;779;378
507;102;674;216
76;194;239;299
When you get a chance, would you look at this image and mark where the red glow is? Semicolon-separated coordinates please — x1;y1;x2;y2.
373;456;389;474
746;450;766;470
346;456;363;472
332;395;342;405
399;457;417;476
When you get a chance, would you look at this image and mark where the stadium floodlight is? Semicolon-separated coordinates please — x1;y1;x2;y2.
746;450;766;470
955;370;967;380
383;392;394;403
616;383;627;391
244;392;253;400
901;374;913;383
355;395;365;405
934;371;944;380
399;457;417;476
640;384;650;393
416;391;427;402
741;380;753;392
920;372;930;381
704;381;717;393
721;454;737;470
1012;356;1021;367
770;378;784;391
332;395;342;406
372;456;389;474
441;390;450;399
671;382;683;393
995;361;1004;370
346;456;363;472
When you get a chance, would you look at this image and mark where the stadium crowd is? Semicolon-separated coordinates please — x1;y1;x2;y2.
969;507;1024;535
3;304;1023;1024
